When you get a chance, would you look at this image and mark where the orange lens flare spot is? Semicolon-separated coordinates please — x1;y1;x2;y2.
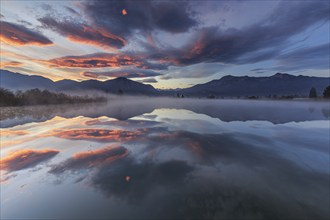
125;176;131;182
122;9;127;15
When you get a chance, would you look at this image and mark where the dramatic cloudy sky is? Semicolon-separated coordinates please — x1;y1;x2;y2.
1;0;329;88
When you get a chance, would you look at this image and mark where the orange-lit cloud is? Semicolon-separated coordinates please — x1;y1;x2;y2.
38;52;167;71
51;128;145;142
1;130;28;136
0;21;53;46
82;71;99;78
189;40;204;56
66;26;127;49
0;61;23;68
38;17;126;49
50;146;128;173
44;53;141;68
0;149;59;171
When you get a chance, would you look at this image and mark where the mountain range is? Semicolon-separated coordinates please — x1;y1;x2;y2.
1;69;329;97
181;73;330;97
0;69;157;95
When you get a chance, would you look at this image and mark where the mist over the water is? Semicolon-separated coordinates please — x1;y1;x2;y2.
1;97;329;128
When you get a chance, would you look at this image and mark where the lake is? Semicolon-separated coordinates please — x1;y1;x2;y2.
1;98;329;220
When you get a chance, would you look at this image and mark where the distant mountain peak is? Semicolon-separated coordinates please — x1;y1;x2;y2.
272;73;293;78
222;74;234;78
114;77;129;81
220;75;236;80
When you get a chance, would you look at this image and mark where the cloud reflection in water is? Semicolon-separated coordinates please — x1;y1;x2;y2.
1;149;59;172
0;101;329;220
50;146;128;174
51;128;147;142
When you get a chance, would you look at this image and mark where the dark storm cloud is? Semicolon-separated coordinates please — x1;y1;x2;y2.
150;1;198;33
82;69;161;79
81;0;197;36
38;0;196;49
38;17;126;49
34;0;328;76
0;21;53;46
146;1;329;66
0;149;59;172
274;43;330;71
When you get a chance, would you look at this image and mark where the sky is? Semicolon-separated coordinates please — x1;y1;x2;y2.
0;0;329;89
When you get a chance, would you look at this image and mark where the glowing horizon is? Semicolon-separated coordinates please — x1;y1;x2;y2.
1;0;329;89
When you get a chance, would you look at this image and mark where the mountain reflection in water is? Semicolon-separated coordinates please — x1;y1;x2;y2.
1;98;329;220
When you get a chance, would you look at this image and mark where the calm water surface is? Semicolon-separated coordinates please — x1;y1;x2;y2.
1;98;329;220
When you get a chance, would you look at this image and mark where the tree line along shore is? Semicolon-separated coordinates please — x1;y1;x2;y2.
0;88;106;107
0;86;329;107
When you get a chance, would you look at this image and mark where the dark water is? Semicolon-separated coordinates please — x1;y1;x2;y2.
1;98;329;219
